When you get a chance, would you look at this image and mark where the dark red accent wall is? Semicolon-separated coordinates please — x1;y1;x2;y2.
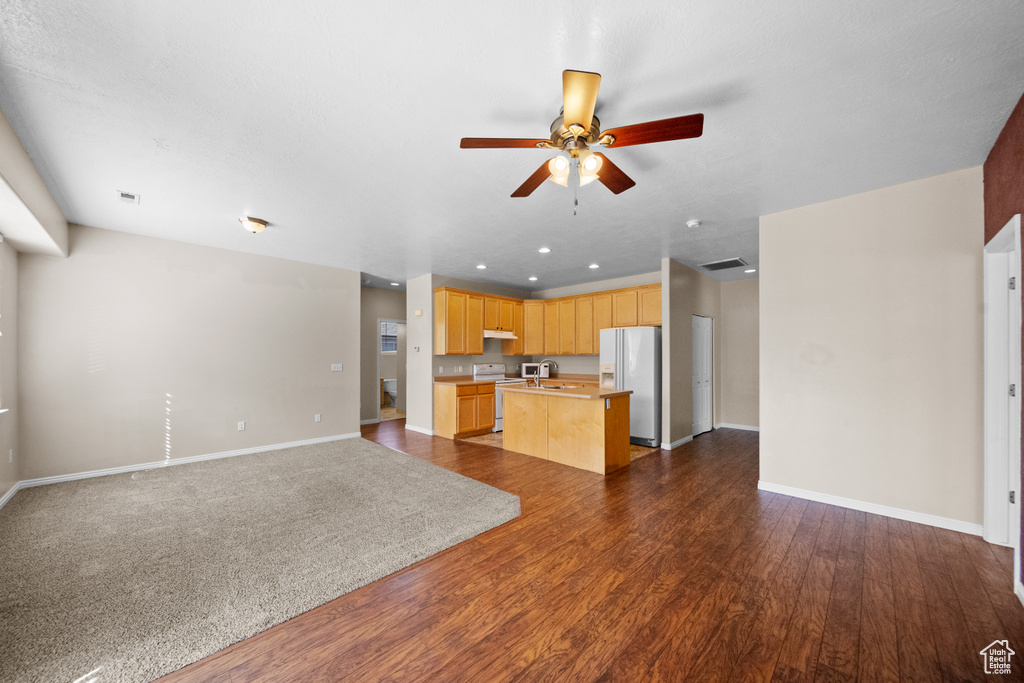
983;89;1024;578
985;93;1024;242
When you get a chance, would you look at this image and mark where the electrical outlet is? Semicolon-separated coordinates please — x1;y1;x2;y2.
237;421;245;431
315;414;321;423
331;363;343;372
437;366;444;374
456;365;463;372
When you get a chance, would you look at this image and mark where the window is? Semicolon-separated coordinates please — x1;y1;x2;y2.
380;321;398;353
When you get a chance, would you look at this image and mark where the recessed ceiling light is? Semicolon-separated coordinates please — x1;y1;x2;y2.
538;247;551;253
476;264;486;269
744;269;756;274
390;282;400;286
589;264;599;269
686;219;702;229
529;276;538;281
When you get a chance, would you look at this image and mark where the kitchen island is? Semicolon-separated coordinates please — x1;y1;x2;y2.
500;384;632;475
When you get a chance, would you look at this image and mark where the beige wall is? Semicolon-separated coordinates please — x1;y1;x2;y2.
719;278;759;428
533;271;661;299
18;225;361;479
661;258;721;446
405;274;434;433
359;286;406;422
0;241;18;494
759;165;984;524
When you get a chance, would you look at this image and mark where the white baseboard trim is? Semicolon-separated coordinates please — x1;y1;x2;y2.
404;424;435;436
1015;580;1024;609
661;435;693;450
16;433;363;491
715;423;760;432
757;481;983;536
0;481;19;511
360;419;379;425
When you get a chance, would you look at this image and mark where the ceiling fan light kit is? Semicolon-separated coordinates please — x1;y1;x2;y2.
460;69;704;200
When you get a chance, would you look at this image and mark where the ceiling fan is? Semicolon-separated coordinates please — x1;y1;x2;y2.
460;70;704;198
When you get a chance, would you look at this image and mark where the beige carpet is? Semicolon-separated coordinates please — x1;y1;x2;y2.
0;439;520;683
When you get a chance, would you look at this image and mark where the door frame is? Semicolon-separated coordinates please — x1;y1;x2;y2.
984;214;1022;590
376;318;406;423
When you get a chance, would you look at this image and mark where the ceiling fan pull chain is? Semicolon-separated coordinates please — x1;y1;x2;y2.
570;157;580;214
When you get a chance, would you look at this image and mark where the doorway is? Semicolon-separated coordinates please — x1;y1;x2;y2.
984;215;1022;588
378;319;407;422
692;315;713;437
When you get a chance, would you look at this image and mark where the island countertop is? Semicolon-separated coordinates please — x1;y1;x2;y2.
498;384;632;400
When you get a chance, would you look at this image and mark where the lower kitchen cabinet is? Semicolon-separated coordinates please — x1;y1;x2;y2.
434;383;495;438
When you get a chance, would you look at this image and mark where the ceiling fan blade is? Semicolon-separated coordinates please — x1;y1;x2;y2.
594;153;636;194
601;113;704;148
460;138;550;149
511;161;553;198
562;70;601;133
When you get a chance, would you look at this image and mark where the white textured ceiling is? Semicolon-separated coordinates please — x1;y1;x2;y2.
1;0;1022;289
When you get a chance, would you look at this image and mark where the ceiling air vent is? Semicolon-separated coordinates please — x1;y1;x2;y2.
700;257;747;271
117;190;140;205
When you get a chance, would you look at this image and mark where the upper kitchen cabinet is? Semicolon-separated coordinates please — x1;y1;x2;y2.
543;300;560;355
594;293;613;336
435;288;467;355
483;296;516;332
466;293;484;355
523;300;545;355
638;284;662;326
502;300;525;355
434;287;484;354
575;296;595;354
558;299;576;355
612;289;638;327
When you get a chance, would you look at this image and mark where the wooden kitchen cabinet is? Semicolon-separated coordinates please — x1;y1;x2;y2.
575;296;595;354
484;297;499;330
434;382;495;438
499;299;514;331
558;299;576;354
502;300;524;355
523;300;545;355
594;293;612;342
466;293;484;355
434;288;468;355
434;287;483;355
612;288;639;327
638;285;662;326
544;300;560;354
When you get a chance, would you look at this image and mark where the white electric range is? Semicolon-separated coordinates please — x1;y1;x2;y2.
472;363;527;432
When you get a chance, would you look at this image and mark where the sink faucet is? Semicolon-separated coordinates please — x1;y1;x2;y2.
534;359;558;387
538;359;559;376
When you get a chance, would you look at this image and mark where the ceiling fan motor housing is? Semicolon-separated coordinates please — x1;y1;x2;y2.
547;115;602;157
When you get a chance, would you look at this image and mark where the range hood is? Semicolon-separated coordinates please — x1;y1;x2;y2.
483;329;517;339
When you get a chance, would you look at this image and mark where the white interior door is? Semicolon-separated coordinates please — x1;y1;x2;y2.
984;216;1022;583
692;315;713;436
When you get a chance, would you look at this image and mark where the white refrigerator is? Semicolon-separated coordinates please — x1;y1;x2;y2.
599;326;662;447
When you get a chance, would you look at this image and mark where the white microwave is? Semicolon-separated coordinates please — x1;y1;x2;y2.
521;362;550;379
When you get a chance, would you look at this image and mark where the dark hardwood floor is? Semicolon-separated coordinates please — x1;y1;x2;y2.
161;421;1024;682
